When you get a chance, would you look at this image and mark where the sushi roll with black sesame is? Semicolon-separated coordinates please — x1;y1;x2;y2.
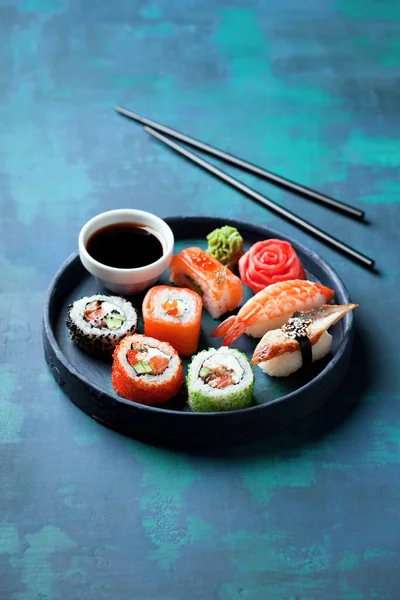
67;295;137;357
187;347;254;412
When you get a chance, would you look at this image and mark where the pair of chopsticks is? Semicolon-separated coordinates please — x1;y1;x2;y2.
115;106;375;270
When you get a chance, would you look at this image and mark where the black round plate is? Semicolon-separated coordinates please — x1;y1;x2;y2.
43;216;353;446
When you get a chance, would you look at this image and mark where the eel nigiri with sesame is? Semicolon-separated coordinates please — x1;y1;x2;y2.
251;303;358;377
212;279;335;346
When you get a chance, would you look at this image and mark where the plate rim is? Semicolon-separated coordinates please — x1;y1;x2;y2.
43;215;353;418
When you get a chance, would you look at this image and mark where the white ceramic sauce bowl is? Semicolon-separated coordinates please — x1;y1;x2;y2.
78;209;174;295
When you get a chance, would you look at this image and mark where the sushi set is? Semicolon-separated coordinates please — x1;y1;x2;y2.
43;214;356;446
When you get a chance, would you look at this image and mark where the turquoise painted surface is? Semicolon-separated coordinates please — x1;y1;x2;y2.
1;0;400;598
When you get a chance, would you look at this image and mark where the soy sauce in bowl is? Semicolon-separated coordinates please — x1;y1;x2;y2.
86;222;164;269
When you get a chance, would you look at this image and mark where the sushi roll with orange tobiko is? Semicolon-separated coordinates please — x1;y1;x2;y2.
112;334;184;405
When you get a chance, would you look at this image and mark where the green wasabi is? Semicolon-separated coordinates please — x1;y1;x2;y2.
206;225;244;270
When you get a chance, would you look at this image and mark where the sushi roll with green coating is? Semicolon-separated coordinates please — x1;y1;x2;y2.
67;294;137;357
187;347;254;412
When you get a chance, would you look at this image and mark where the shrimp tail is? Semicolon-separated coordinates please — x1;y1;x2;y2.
211;315;246;346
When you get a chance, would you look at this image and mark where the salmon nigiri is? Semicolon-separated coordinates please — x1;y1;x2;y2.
143;285;202;357
212;279;335;346
169;247;243;319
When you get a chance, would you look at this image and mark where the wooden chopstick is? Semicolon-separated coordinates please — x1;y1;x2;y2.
116;105;365;221
144;126;375;270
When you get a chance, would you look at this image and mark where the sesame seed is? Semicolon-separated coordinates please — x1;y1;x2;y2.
281;316;312;339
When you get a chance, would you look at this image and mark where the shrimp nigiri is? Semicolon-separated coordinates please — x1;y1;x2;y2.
251;303;358;377
211;279;335;346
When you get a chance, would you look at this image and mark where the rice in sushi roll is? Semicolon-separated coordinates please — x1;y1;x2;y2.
67;294;137;357
112;334;184;405
187;347;254;412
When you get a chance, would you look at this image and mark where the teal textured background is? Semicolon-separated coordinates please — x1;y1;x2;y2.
1;1;399;598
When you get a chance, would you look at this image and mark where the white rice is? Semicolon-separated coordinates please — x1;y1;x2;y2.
205;281;238;320
151;287;198;323
257;331;332;377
